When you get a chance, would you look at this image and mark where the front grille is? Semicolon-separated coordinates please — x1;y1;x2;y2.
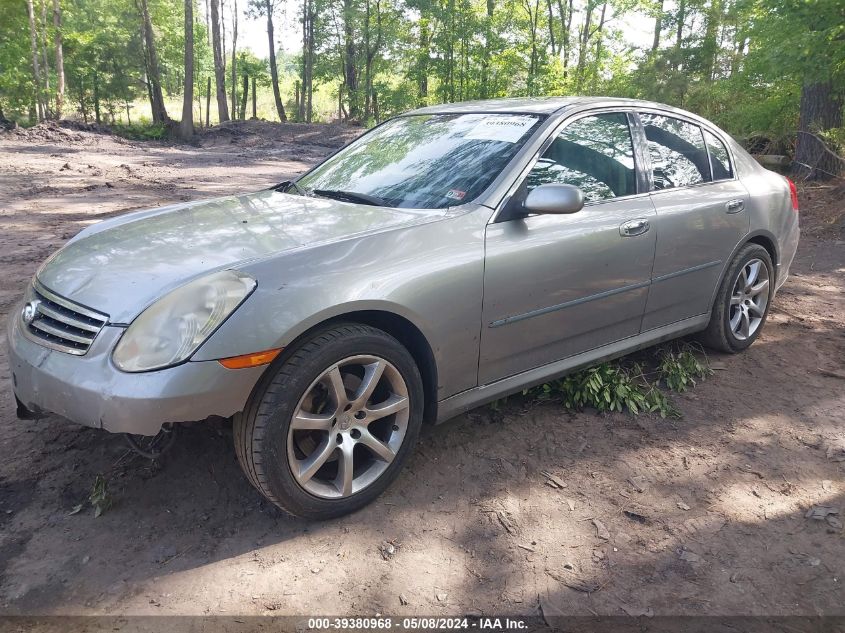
23;283;109;355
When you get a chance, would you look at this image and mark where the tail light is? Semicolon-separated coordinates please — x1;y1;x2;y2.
786;178;799;212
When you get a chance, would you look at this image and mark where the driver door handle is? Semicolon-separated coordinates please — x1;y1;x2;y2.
620;218;650;237
726;199;745;214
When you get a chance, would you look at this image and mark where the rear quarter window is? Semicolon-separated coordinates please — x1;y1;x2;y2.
703;130;734;180
640;113;712;189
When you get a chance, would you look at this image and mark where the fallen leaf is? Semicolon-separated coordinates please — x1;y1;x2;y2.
623;510;649;524
627;476;647;493
540;470;567;489
805;506;839;520
679;548;702;563
592;518;610;540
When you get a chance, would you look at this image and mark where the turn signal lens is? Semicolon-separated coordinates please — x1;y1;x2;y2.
218;348;282;369
786;177;799;212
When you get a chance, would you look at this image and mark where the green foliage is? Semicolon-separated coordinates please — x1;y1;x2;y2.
88;474;111;518
497;343;714;419
1;0;841;143
544;361;679;418
658;343;712;393
111;121;170;140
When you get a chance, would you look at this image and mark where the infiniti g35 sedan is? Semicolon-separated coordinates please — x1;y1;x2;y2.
8;97;799;519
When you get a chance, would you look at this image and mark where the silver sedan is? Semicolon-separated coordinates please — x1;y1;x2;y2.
7;97;799;518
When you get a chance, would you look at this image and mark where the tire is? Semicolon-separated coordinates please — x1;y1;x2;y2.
700;243;774;353
233;323;424;519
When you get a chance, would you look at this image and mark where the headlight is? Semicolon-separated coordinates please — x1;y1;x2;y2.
113;270;256;372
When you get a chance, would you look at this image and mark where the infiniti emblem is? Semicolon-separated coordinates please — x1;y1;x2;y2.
22;300;40;325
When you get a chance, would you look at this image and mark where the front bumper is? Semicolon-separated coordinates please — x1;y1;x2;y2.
7;307;265;436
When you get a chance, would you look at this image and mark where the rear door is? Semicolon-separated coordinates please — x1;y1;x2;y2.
479;111;656;384
637;111;750;331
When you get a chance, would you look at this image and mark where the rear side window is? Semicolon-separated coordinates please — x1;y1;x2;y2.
640;113;711;189
526;112;637;203
704;130;733;180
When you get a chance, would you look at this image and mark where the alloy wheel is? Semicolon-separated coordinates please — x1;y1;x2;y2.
287;355;410;499
729;258;769;341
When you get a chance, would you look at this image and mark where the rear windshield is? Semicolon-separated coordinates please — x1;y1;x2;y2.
296;113;544;209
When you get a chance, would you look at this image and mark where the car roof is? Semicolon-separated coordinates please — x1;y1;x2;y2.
407;96;701;118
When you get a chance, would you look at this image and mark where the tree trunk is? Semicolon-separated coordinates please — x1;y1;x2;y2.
139;0;170;123
266;0;287;121
26;0;45;121
306;0;314;122
205;76;211;127
93;72;101;124
252;76;257;119
416;17;429;104
575;0;594;89
673;0;686;71
230;0;238;120
546;0;556;57
795;81;844;180
209;0;230;122
701;0;722;81
343;0;360;118
178;0;194;139
53;0;65;118
40;0;52;118
651;0;663;53
239;72;248;119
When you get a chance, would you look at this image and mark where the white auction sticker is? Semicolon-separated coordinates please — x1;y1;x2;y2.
464;115;538;143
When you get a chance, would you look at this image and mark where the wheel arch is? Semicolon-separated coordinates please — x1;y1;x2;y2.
256;308;440;425
708;230;780;310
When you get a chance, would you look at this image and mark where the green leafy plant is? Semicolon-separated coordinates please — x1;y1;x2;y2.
496;342;713;419
657;343;713;393
89;474;111;518
551;362;678;418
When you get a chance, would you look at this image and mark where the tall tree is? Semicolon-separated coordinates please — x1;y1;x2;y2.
230;0;238;119
52;0;65;118
251;0;286;121
137;0;170;123
209;0;229;121
178;0;194;138
26;0;45;121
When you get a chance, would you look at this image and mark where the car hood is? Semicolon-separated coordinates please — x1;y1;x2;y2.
36;189;437;323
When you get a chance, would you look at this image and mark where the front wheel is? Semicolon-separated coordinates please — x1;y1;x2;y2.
701;243;774;353
233;323;424;519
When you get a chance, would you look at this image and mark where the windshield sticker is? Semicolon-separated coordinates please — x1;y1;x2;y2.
464;115;538;143
445;189;466;201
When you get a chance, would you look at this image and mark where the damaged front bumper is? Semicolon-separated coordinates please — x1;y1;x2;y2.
7;306;265;436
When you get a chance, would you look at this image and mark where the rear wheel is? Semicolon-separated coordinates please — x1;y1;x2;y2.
233;323;423;519
701;243;774;353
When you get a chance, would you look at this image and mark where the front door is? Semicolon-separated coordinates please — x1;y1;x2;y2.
637;112;750;331
479;112;656;385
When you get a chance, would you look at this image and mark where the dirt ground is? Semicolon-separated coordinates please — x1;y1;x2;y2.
0;121;843;622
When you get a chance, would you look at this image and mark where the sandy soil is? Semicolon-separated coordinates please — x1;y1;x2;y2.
0;121;843;622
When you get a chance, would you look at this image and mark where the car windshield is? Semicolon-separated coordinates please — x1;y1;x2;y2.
295;113;544;209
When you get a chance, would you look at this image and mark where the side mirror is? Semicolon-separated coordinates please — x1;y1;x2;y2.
523;184;584;215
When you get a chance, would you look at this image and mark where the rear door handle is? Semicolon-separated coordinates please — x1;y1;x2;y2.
620;218;650;237
726;199;745;214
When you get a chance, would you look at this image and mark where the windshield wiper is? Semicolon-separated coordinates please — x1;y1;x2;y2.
313;189;388;207
274;180;311;197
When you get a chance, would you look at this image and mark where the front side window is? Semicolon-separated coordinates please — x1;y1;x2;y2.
526;112;637;203
296;113;543;209
704;129;733;180
640;113;711;189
